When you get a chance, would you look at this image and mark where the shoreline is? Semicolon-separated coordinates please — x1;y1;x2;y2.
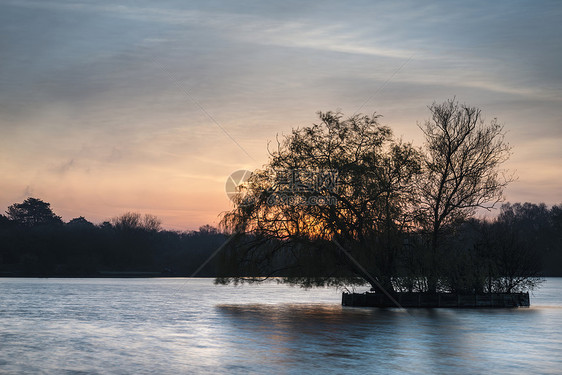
342;291;531;308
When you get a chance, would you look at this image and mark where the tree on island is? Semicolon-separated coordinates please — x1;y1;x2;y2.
417;99;512;292
217;99;540;294
219;111;421;292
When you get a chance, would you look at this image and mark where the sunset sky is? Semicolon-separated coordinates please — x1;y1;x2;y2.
1;0;561;230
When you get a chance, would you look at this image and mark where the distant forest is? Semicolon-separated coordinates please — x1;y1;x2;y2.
0;198;227;277
0;197;561;279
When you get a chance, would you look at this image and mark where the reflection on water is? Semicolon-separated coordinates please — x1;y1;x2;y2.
0;278;561;374
216;303;558;374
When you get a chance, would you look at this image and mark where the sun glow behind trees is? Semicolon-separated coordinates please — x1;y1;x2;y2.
217;100;542;293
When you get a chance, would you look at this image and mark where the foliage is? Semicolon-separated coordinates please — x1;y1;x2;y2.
6;198;62;226
218;101;551;294
0;200;225;277
417;98;513;291
0;197;559;289
220;111;421;291
111;212;162;232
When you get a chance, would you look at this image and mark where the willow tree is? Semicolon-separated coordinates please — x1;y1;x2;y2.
218;111;421;292
418;99;512;292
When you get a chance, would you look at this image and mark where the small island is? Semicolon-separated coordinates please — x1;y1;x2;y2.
342;292;530;308
215;100;549;307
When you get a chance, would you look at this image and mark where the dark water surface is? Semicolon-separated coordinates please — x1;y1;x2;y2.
1;278;561;374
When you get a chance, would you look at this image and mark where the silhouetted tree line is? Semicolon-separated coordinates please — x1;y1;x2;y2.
0;197;560;287
217;202;561;292
395;201;561;293
0;198;226;277
217;100;561;293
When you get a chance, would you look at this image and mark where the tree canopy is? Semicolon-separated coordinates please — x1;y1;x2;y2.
6;197;62;226
0;199;226;277
0;196;558;284
217;100;541;293
220;111;421;291
417;99;512;291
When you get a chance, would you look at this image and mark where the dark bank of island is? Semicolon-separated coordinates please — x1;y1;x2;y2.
342;291;530;308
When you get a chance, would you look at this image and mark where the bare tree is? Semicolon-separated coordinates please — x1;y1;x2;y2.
142;214;162;232
219;101;516;294
418;99;512;291
111;212;162;232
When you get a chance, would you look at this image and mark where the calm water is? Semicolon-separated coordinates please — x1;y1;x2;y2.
1;278;561;374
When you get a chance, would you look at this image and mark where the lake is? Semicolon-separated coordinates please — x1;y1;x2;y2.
1;278;561;374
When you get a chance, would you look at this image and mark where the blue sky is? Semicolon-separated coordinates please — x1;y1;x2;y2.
1;0;561;229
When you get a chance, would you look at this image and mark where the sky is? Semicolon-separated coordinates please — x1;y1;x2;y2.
1;0;561;230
